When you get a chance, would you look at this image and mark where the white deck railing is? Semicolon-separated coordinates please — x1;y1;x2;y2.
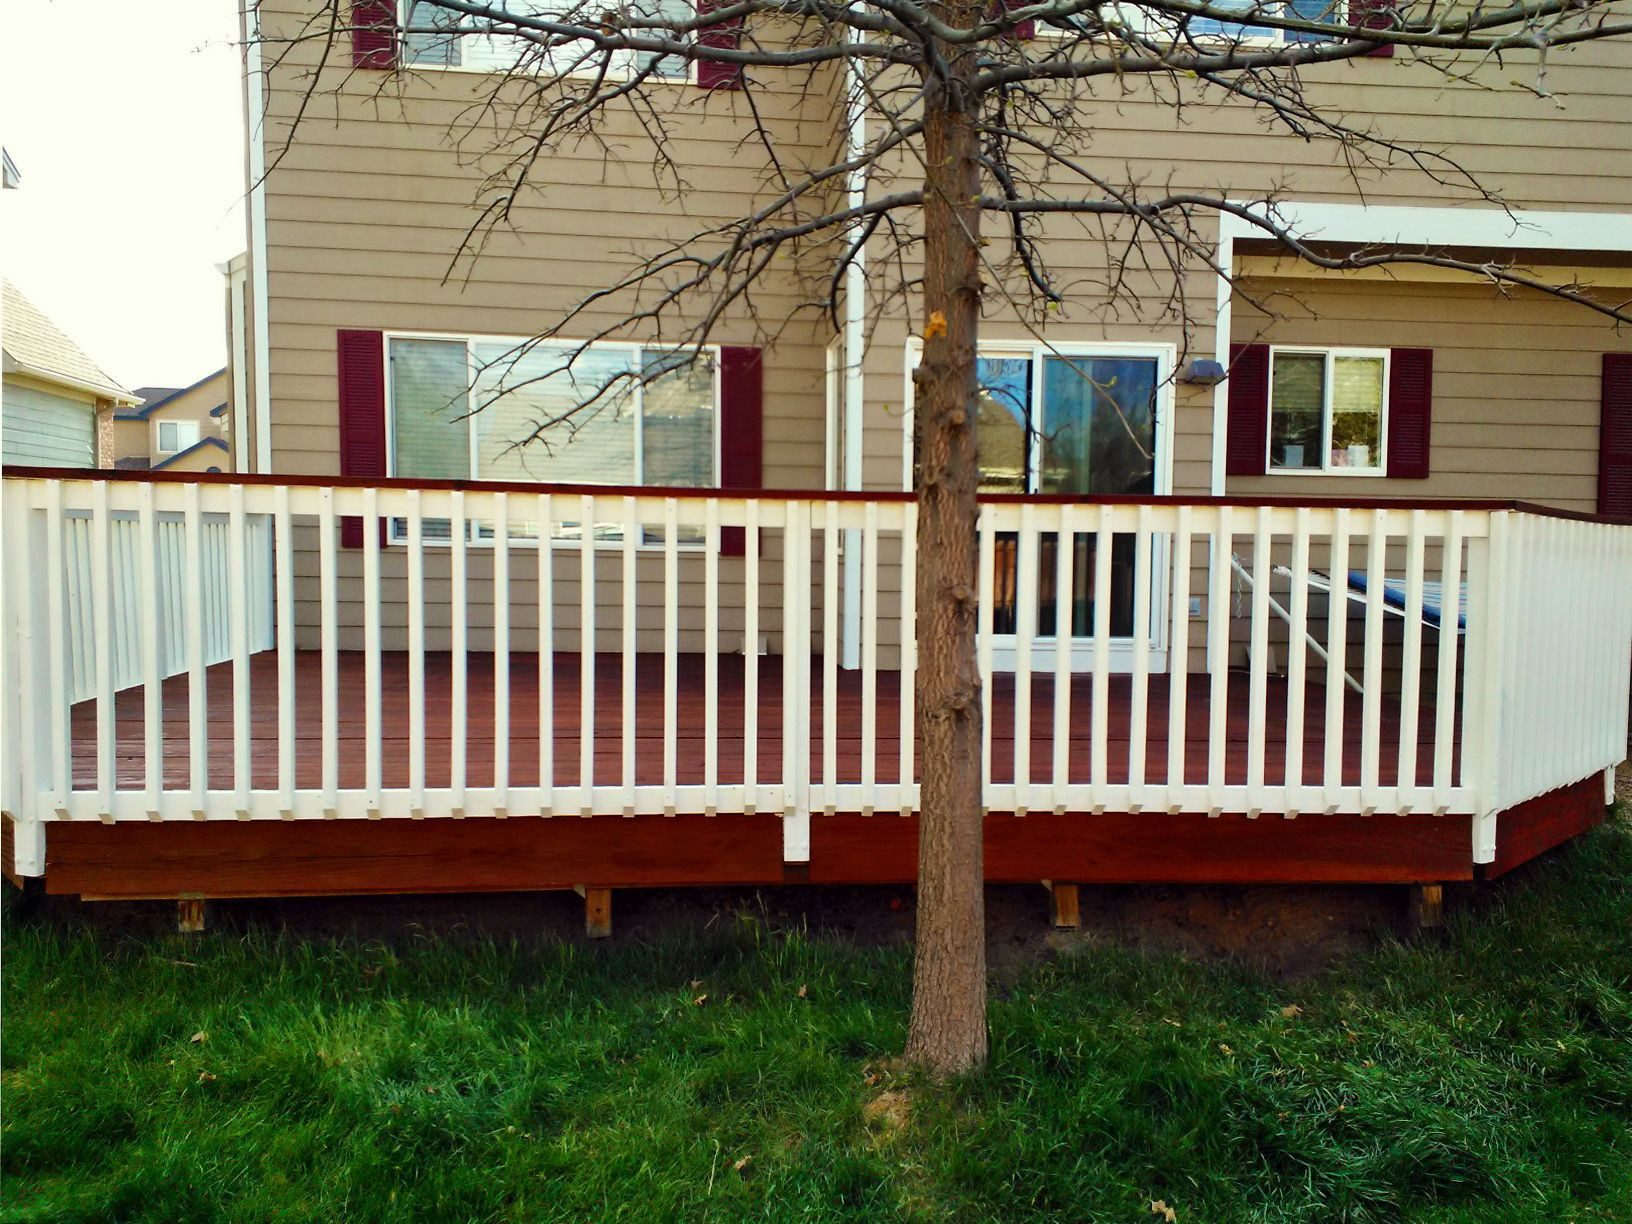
3;470;1629;878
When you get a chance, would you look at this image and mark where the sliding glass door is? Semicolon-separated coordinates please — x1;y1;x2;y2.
975;347;1167;670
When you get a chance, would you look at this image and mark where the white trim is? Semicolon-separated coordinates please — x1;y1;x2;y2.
245;14;273;475
839;44;869;671
0;361;139;406
225;257;250;471
1264;345;1389;477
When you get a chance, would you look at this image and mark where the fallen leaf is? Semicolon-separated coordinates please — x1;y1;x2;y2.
1150;1199;1178;1222
689;979;704;990
796;984;808;1000
197;1071;217;1083
1161;1018;1181;1028
1279;1005;1302;1019
1218;1043;1233;1055
692;994;709;1008
425;1085;438;1095
733;1154;754;1174
924;310;947;340
190;1031;208;1044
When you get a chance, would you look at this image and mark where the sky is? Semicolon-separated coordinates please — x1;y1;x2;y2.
1;0;245;391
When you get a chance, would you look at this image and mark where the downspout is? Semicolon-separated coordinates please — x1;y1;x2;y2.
840;31;867;670
245;7;274;475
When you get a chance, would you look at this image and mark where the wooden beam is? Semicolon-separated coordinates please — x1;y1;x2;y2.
1048;882;1080;929
177;895;208;934
1408;883;1444;930
584;887;612;939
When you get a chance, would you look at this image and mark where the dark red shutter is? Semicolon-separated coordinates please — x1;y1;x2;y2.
1225;343;1270;478
1600;353;1632;523
718;346;763;556
1386;347;1433;479
1348;0;1395;57
695;0;744;90
352;0;397;69
1002;0;1036;39
337;329;388;548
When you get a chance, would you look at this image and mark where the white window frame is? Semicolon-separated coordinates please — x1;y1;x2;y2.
155;419;200;456
383;329;723;548
1266;345;1390;478
395;0;699;84
1035;1;1340;47
899;336;1176;672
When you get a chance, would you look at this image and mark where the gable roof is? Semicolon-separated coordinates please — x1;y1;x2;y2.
116;368;228;420
2;281;137;405
151;435;229;470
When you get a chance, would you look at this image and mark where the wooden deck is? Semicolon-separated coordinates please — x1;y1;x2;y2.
71;649;1457;792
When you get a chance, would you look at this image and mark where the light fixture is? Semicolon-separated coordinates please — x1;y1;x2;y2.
1180;359;1227;386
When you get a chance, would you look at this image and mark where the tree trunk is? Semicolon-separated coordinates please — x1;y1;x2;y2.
904;29;988;1077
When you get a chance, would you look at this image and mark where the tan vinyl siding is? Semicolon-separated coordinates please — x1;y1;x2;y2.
1228;277;1632;512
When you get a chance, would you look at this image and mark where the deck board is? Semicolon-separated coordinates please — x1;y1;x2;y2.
69;650;1458;795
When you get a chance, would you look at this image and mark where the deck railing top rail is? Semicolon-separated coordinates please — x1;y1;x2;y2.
3;465;1621;524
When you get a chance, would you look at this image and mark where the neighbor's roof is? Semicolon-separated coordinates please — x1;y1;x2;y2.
152;435;229;471
2;281;137;405
117;368;229;421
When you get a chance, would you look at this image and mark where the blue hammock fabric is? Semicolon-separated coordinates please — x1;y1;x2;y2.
1346;571;1468;631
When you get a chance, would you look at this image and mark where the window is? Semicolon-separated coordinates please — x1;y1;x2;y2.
1185;0;1334;43
1268;347;1387;474
399;0;694;79
156;420;199;454
386;333;720;542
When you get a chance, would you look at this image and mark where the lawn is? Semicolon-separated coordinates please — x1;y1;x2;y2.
4;814;1632;1223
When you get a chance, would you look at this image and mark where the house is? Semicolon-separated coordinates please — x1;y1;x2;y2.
2;281;137;468
111;369;232;473
3;2;1631;930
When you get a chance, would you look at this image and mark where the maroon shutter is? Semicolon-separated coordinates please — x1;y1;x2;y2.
695;0;745;90
1601;353;1632;523
352;0;397;69
718;346;763;556
1002;0;1036;39
1225;343;1270;478
337;329;388;548
1348;0;1395;57
1386;347;1433;479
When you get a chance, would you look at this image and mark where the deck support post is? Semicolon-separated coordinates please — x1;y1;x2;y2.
177;895;208;934
584;887;612;939
1408;883;1444;931
1048;882;1080;929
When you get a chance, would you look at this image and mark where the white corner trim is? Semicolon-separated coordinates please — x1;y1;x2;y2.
1209;201;1632;495
840;44;868;671
245;14;273;475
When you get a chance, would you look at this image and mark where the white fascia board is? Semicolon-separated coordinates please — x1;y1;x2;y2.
1219;201;1632;253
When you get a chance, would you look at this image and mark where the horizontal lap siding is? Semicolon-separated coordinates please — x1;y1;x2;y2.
1;381;97;468
1229;279;1632;511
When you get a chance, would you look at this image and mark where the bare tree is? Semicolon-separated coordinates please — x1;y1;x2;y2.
252;0;1632;1076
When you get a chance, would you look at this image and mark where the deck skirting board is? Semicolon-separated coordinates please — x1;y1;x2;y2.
22;773;1607;899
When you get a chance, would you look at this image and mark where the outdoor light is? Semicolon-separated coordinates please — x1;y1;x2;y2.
1180;359;1227;386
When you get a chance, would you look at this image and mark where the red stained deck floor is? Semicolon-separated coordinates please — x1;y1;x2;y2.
69;651;1461;796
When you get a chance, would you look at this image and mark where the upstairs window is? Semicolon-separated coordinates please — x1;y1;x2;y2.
1268;347;1387;474
399;0;695;79
1187;0;1334;43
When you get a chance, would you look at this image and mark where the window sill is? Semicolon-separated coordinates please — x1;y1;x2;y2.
399;60;695;86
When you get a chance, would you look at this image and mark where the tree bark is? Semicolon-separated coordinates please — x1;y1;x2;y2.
904;24;988;1077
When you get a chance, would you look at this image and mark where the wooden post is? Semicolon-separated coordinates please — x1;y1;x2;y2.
584;887;612;939
1049;883;1080;930
177;896;208;934
1408;883;1444;931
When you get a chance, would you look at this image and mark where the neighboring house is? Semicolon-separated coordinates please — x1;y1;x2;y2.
2;281;137;468
4;3;1631;925
112;369;232;472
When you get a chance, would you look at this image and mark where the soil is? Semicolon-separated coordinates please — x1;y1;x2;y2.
20;876;1413;980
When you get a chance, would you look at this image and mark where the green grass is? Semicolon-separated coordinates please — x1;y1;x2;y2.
5;816;1632;1223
